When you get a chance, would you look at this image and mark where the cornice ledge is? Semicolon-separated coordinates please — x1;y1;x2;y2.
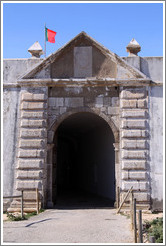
17;77;151;87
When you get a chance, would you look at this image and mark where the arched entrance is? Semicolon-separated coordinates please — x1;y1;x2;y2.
50;112;117;208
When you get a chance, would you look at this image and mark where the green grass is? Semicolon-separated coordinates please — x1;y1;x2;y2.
6;208;45;221
144;217;163;243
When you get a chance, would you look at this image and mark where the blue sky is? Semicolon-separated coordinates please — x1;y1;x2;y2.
3;2;163;58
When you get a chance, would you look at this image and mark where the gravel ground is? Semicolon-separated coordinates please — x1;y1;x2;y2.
3;208;133;244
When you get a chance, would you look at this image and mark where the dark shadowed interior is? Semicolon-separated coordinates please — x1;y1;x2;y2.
53;112;115;208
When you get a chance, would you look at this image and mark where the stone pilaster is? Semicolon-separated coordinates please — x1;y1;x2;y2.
8;88;48;213
120;87;150;209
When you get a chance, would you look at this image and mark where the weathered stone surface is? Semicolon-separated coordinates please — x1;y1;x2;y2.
48;97;64;107
100;107;106;112
74;46;92;77
21;111;47;119
10;201;41;208
122;181;148;191
122;160;146;170
60;107;67;114
16;181;42;190
103;97;111;106
64;97;84;107
18;150;46;158
17;170;43;179
22;93;47;101
121;120;146;129
20;129;47;138
122;171;147;180
121;192;150;202
122;150;146;159
21;191;42;200
21;102;47;110
122;130;148;138
19;139;46;148
121;100;137;108
21;119;46;128
137;99;147;108
122;110;147;118
122;140;147;149
95;97;103;108
111;97;119;106
121;88;146;99
108;107;119;115
18;159;44;169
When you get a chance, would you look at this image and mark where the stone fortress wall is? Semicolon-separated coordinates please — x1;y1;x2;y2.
3;33;163;211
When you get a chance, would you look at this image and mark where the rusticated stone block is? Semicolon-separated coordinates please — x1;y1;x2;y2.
121;100;137;108
22;93;47;101
121;88;146;99
21;119;46;128
65;97;84;107
122;171;147;180
122;160;146;170
108;107;119;115
21;191;42;200
21;102;47;110
20;129;47;138
48;97;64;107
122;140;147;149
21;111;47;119
121;192;150;202
122;130;148;138
121;120;146;129
122;181;148;191
137;99;147;108
16;181;42;190
17;170;43;179
122;150;146;159
19;139;46;148
18;150;46;158
18;159;44;169
121;110;147;118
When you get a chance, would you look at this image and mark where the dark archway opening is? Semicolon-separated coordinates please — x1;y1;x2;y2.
53;112;115;208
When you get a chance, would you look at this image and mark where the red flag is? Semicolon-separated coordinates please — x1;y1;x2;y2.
45;28;57;43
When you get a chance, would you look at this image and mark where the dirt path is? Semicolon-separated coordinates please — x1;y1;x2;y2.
3;208;133;243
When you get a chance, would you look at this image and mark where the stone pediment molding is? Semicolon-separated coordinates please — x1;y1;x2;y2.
18;31;150;83
17;77;151;87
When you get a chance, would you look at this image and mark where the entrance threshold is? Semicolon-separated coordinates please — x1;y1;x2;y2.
54;189;115;209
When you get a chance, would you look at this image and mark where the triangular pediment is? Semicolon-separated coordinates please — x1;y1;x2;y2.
20;32;148;81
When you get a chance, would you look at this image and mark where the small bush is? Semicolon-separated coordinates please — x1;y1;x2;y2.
7;212;27;221
7;209;44;221
145;217;163;243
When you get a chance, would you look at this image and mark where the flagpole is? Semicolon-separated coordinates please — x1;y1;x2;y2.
44;23;46;58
